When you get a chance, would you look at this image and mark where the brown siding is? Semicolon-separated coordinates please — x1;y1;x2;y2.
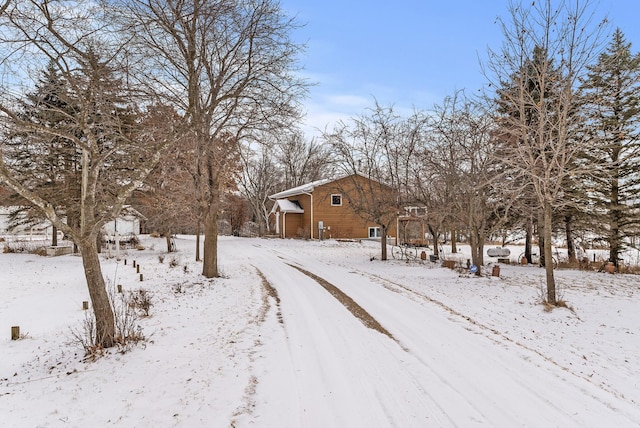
312;175;396;240
275;174;397;240
281;194;311;238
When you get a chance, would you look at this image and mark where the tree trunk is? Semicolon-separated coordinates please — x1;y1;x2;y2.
609;155;621;266
543;201;556;305
195;219;201;262
609;182;620;266
263;206;271;234
565;215;576;263
469;231;479;267
380;225;388;261
202;201;219;278
428;224;439;257
524;216;533;264
470;229;485;268
450;228;457;253
165;233;173;252
537;208;545;267
476;232;485;267
78;237;115;348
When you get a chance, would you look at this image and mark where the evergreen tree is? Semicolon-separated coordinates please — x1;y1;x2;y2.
0;1;182;349
495;45;563;267
3;62;82;243
580;29;640;266
487;0;603;304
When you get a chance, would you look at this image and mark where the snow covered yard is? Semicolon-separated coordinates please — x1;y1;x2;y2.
1;235;639;427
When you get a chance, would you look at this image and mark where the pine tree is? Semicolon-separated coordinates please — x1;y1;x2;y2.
0;2;182;349
581;29;640;266
3;62;82;243
488;0;603;304
495;45;564;267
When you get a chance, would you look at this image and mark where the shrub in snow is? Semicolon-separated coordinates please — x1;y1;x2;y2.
70;285;148;360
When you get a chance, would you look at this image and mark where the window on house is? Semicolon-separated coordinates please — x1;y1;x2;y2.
368;227;381;238
331;194;342;206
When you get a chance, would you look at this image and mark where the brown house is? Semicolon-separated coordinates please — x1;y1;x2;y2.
269;174;398;240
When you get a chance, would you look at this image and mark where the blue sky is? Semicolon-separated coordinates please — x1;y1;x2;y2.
279;0;640;136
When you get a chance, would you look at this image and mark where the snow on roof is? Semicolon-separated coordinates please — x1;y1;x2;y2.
120;205;147;221
270;199;304;214
268;178;333;200
268;172;392;201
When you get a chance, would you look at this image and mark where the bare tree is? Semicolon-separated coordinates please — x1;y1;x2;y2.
276;130;335;189
426;92;510;267
120;0;306;278
487;0;606;304
238;140;281;235
134;129;199;252
416;106;463;255
324;102;413;260
0;1;179;347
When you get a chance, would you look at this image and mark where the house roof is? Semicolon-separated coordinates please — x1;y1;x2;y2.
268;172;393;201
268;178;333;200
270;199;304;214
120;205;147;221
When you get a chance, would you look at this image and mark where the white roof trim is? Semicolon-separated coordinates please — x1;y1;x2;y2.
268;178;333;200
268;172;387;200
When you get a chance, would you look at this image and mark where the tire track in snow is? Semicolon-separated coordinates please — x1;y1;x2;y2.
241;241;640;425
230;267;285;425
276;250;637;424
282;262;522;425
286;264;400;345
358;270;638;415
252;254;457;426
282;265;467;424
279;261;492;426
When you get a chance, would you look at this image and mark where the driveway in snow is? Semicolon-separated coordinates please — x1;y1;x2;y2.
3;236;639;427
230;239;640;427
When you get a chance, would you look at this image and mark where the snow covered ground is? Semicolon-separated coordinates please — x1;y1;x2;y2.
1;235;639;427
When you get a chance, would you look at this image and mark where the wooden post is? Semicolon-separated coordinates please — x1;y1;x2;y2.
117;284;123;293
133;260;136;268
139;273;143;281
136;265;140;273
492;265;501;277
82;301;89;310
124;259;127;265
11;326;20;340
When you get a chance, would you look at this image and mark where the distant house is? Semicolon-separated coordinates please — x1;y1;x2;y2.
0;204;145;243
269;174;398;241
0;206;57;239
103;206;147;239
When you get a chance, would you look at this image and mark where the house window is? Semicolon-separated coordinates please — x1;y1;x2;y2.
331;194;342;206
368;227;381;238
